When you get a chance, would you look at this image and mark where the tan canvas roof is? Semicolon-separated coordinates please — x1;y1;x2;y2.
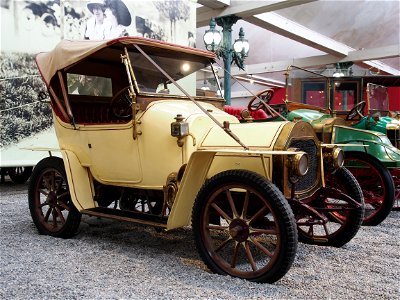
36;37;216;85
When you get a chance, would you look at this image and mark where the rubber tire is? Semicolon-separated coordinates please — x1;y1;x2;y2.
298;167;364;247
192;169;298;283
8;166;33;184
28;157;81;238
344;151;395;226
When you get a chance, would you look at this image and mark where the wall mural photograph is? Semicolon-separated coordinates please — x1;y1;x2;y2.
0;0;196;174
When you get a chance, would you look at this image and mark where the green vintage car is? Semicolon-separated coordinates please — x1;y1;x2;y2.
282;68;400;218
286;106;399;226
226;68;399;226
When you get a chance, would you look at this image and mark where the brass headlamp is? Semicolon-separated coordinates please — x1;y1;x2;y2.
322;145;344;171
288;151;309;177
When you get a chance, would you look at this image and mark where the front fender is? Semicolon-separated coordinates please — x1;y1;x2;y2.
167;148;297;230
339;142;400;168
333;125;400;168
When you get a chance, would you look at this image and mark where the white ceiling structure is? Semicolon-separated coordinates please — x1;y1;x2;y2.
195;0;400;91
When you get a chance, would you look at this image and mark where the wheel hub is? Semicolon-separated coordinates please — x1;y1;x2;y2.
229;219;249;242
47;191;57;206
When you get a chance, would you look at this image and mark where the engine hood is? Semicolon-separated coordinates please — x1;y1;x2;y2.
199;121;289;150
333;125;400;167
287;109;328;123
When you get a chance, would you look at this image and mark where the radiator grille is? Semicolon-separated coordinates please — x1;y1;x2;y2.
288;139;318;191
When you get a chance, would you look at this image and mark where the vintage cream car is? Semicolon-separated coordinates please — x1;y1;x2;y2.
30;37;364;283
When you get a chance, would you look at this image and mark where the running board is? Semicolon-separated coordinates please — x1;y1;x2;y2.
81;207;168;228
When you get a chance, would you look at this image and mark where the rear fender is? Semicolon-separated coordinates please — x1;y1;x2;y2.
61;150;96;211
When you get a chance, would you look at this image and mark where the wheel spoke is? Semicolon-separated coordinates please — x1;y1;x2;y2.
56;201;71;211
44;207;52;222
323;223;330;236
241;190;250;219
244;241;257;271
231;242;241;268
54;206;66;225
55;178;65;193
249;206;267;224
226;190;239;218
250;227;277;235
39;201;49;208
52;209;58;227
327;213;345;225
42;176;52;191
39;189;49;196
307;224;314;236
206;224;228;231
50;171;56;191
250;236;273;258
211;203;232;222
215;237;232;253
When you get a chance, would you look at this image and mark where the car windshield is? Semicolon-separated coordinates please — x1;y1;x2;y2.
286;66;358;112
128;48;222;98
367;83;390;115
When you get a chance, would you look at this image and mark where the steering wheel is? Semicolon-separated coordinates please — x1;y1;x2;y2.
110;86;133;119
346;101;366;120
248;89;275;112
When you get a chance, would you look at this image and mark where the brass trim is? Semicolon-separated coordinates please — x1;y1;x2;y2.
273;121;322;199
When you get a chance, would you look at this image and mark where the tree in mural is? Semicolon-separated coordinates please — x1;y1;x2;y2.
154;0;190;43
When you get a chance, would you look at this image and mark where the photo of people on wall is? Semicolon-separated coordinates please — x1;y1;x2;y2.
0;0;196;157
84;0;132;40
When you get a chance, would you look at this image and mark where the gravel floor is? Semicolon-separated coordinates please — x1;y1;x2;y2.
1;180;399;300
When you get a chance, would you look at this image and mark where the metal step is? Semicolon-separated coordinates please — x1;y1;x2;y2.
81;207;168;228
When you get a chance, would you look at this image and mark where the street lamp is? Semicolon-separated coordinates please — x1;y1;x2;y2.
203;16;249;105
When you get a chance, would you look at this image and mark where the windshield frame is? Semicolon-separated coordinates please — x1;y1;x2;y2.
125;44;224;99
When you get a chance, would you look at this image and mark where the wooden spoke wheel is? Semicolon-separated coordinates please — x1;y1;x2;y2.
192;170;297;283
7;166;33;184
296;167;364;247
28;157;81;238
344;151;395;225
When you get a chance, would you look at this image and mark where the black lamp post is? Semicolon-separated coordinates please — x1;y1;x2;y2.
203;16;249;105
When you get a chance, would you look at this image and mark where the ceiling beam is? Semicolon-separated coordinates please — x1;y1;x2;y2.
232;45;400;75
214;43;398;77
246;12;352;56
244;13;399;75
197;0;230;9
197;0;316;27
196;2;399;76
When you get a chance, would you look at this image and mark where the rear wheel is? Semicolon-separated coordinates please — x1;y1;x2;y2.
192;170;297;283
344;151;394;225
28;157;81;238
8;166;33;184
296;167;364;247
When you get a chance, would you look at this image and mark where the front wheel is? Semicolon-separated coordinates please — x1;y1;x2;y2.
344;151;394;225
296;167;364;247
192;170;298;283
28;157;81;238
